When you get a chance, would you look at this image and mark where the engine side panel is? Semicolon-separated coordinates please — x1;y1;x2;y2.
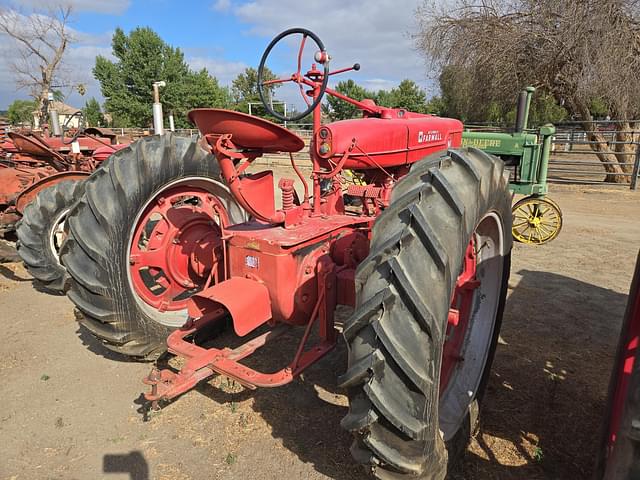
316;113;463;170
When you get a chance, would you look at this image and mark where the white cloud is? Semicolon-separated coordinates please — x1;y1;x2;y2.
211;0;231;12
187;56;248;86
0;8;114;108
230;0;434;95
0;6;247;110
6;0;130;15
61;45;115;105
362;78;399;91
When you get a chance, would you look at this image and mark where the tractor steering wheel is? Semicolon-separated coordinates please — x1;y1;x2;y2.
257;28;330;122
61;111;86;145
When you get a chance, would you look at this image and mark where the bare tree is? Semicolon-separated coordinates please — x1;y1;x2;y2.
0;6;74;126
416;0;640;183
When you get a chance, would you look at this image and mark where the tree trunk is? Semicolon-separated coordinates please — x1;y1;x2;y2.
36;65;50;130
576;102;629;183
36;91;49;130
614;121;637;174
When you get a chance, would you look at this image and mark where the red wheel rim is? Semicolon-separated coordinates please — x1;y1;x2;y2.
440;237;480;392
128;185;229;312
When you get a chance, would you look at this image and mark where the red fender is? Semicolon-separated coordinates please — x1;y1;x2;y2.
188;277;272;336
15;171;90;214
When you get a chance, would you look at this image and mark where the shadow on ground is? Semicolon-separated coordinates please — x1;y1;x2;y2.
191;268;626;479
103;450;149;480
130;267;627;479
189;322;366;480
76;322;145;363
0;259;66;296
0;239;19;263
0;263;30;282
451;269;627;479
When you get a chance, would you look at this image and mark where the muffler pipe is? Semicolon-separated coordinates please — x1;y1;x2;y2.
514;86;535;133
50;109;62;137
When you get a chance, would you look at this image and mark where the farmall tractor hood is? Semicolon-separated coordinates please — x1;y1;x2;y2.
315;110;464;170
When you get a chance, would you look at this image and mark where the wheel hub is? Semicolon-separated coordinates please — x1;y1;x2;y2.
438;213;505;442
128;186;228;313
529;215;542;227
512;196;562;245
441;238;480;392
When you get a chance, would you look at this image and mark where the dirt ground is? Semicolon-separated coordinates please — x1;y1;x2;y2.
1;183;639;480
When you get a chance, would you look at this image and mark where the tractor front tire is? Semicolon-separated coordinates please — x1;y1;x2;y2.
60;134;245;359
16;180;84;294
340;148;512;479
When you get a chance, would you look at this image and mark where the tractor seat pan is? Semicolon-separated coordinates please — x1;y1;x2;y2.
188;108;305;153
8;132;64;161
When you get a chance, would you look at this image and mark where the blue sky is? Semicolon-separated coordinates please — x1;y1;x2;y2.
0;0;433;110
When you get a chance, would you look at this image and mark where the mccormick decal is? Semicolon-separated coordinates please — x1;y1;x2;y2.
417;130;443;143
462;137;502;149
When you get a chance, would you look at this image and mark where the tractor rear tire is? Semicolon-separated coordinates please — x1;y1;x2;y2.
16;180;84;294
340;148;512;479
60;134;245;359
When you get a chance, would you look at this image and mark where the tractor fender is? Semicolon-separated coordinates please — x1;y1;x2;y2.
188;277;272;337
15;171;91;214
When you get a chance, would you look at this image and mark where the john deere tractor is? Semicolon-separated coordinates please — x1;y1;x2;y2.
462;87;562;245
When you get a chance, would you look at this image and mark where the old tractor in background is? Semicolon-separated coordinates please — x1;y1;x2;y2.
462;87;562;245
0;115;125;292
60;28;512;479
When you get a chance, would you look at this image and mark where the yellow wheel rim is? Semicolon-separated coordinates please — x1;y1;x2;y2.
512;196;562;245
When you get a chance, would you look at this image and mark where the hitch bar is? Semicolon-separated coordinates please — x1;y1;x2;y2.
143;302;336;408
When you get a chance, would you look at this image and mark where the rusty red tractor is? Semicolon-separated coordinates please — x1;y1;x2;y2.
0;117;123;292
61;29;512;478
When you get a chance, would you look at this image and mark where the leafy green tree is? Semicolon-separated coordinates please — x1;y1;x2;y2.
7;99;36;125
324;79;428;120
230;67;279;115
375;89;394;109
505;93;568;126
83;98;104;127
425;96;446;116
378;80;428;113
589;98;609;119
181;69;230;115
93;27;229;128
438;65;484;122
50;90;65;102
324;79;376;121
417;0;640;182
437;65;568;125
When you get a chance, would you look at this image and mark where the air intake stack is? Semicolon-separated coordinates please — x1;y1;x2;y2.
514;86;535;133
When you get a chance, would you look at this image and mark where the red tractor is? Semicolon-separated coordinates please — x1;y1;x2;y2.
60;29;512;477
598;251;640;478
0;116;124;292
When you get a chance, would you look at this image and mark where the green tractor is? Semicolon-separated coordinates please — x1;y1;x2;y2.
462;87;562;245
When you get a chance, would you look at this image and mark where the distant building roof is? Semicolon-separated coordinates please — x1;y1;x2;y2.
33;101;81;115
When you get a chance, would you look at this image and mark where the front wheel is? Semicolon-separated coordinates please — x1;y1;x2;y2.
16;180;84;294
511;195;562;245
340;148;512;479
